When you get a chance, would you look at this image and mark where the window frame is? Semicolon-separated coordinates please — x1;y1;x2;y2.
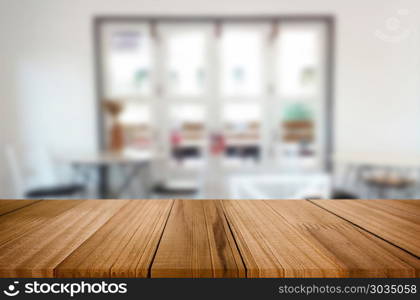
94;15;335;177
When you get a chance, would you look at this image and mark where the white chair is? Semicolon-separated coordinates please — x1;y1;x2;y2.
4;144;85;199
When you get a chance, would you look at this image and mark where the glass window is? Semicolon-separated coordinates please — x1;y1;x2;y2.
276;26;320;97
105;25;153;97
170;104;205;123
223;103;261;123
220;28;264;97
166;31;207;96
119;103;151;125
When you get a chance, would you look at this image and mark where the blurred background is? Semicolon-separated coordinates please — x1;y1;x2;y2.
0;0;419;200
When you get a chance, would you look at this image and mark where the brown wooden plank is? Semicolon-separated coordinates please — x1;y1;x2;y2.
266;200;420;277
223;200;420;277
1;199;418;278
222;200;341;277
56;200;173;278
0;200;40;216
151;200;245;278
0;200;84;247
0;200;128;277
397;200;420;209
312;200;420;257
357;200;420;222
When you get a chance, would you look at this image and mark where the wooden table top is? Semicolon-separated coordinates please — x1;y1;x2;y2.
0;199;419;278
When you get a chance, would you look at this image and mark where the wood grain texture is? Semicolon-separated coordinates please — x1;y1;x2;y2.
0;200;40;216
0;200;128;277
223;200;420;277
151;200;245;278
56;200;173;278
0;199;419;278
0;200;84;247
222;200;342;277
312;200;420;258
265;200;420;277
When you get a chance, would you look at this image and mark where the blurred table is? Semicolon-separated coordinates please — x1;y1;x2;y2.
334;153;420;168
66;151;153;198
334;153;420;198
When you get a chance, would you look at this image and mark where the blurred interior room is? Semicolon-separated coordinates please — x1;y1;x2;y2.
0;0;419;200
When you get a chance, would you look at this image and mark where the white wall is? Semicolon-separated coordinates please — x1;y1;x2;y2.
1;0;419;196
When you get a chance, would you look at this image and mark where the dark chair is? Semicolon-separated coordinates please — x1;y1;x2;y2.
331;189;359;199
25;184;85;198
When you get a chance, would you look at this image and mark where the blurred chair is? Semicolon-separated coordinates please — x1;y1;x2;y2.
150;179;198;198
4;145;85;199
331;189;358;199
229;173;331;199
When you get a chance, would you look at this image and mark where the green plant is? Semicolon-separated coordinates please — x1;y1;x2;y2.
283;102;313;121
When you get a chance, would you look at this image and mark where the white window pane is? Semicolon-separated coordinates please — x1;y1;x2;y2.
223;103;261;123
105;25;153;97
277;27;320;97
221;29;264;97
167;31;207;96
120;103;151;125
170;104;205;123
